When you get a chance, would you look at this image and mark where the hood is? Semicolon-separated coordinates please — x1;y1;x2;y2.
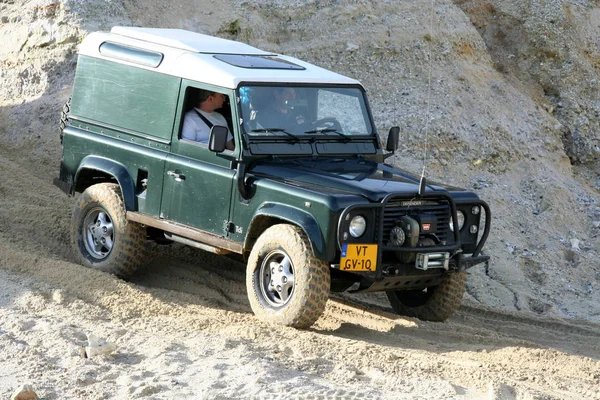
250;158;474;202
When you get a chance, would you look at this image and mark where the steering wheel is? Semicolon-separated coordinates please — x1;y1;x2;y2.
311;117;343;132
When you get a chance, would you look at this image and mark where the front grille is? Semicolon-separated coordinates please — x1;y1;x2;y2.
382;201;452;244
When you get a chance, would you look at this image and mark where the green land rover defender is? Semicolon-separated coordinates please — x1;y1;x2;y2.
55;27;490;328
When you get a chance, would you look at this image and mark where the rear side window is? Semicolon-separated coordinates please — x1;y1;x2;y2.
99;42;163;68
69;56;180;140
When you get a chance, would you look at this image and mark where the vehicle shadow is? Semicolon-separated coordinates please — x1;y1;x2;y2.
132;246;600;362
316;295;600;361
130;243;251;314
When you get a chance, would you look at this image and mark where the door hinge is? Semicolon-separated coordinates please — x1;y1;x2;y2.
224;221;243;234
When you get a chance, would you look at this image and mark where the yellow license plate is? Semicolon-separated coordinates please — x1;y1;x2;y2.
340;244;378;272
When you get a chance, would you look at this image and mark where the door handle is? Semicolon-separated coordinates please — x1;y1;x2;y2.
167;170;185;182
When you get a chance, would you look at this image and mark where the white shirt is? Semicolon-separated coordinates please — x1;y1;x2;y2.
181;108;230;143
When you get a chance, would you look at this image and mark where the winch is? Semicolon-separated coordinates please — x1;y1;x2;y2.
387;215;448;269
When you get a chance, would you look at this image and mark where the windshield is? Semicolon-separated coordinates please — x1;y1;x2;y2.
238;85;374;138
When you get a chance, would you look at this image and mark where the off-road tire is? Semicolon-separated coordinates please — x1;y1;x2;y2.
246;224;330;329
386;271;467;322
59;98;70;143
71;183;148;279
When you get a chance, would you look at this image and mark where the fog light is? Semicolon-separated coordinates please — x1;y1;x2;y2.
470;225;478;234
471;206;480;215
349;215;366;238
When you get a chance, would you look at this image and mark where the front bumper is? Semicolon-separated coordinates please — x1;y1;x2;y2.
332;253;490;293
332;192;491;292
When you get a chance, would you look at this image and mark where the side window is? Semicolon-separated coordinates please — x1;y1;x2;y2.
179;87;235;150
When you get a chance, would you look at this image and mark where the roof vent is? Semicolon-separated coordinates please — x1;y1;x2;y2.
214;54;305;70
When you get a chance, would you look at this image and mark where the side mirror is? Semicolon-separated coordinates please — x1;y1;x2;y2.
209;125;229;153
386;126;400;152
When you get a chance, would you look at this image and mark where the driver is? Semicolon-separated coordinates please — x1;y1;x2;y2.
258;87;307;132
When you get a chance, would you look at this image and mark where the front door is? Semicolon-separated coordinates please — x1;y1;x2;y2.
160;84;237;236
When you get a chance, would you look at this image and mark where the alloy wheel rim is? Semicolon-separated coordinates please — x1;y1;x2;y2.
83;207;114;260
259;250;295;308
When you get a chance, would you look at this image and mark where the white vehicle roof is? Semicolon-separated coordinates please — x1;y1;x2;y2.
78;27;362;90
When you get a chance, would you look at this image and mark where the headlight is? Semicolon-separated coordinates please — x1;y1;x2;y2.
349;215;366;238
449;211;465;232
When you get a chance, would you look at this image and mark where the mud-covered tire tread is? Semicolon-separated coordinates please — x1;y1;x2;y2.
246;224;330;329
59;97;70;143
71;183;148;279
386;271;467;322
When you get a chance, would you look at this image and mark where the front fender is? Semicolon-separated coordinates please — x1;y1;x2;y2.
76;156;136;211
248;203;326;260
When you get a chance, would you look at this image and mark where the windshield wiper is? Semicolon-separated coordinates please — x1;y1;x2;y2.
304;128;351;142
251;128;301;142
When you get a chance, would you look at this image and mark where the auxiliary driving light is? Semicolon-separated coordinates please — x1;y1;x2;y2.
449;211;465;232
471;206;480;215
470;225;478;234
349;215;366;238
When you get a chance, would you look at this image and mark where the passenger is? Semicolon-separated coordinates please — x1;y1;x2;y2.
182;89;234;150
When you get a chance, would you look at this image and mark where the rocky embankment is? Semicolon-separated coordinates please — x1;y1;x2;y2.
1;0;600;398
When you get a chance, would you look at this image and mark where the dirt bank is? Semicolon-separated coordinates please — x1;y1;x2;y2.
1;0;600;398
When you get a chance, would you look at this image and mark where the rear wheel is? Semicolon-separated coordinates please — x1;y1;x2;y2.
246;224;330;329
386;271;467;322
59;97;70;143
71;183;148;279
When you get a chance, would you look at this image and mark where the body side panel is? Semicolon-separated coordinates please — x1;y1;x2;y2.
61;127;169;215
70;56;180;141
231;176;368;261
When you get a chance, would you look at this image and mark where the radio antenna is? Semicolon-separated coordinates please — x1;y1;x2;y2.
419;0;436;196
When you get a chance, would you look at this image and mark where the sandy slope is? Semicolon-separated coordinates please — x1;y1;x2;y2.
1;147;599;399
2;0;600;398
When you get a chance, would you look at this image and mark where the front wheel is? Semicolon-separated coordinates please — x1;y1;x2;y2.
71;183;148;279
386;271;467;322
246;224;330;329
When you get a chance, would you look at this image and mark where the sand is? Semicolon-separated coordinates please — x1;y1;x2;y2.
2;0;600;398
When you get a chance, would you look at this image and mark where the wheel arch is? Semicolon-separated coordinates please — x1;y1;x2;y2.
75;156;137;211
244;204;326;261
